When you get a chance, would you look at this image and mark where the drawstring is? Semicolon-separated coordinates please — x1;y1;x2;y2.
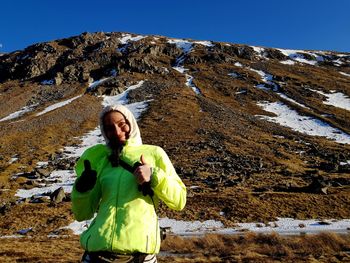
150;196;159;254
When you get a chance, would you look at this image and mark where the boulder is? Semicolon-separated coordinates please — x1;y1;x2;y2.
35;168;51;178
50;187;66;204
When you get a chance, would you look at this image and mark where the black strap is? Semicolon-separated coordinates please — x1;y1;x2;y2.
119;159;154;197
118;159;137;173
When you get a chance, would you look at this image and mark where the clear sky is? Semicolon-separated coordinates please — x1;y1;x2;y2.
1;0;349;53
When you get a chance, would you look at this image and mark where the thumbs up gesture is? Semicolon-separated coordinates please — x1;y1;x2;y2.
134;155;154;196
133;155;151;185
75;160;97;193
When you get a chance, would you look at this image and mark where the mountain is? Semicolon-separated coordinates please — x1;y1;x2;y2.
0;32;350;238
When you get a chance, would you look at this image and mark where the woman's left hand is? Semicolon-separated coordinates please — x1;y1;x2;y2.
133;155;151;185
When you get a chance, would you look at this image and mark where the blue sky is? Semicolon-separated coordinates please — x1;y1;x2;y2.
1;0;349;53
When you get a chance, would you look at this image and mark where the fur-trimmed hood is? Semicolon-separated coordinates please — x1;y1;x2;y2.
99;104;143;147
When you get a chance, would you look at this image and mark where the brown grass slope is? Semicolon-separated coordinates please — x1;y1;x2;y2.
0;233;349;262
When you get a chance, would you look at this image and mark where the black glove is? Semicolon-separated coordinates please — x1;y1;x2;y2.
138;181;154;197
75;160;97;193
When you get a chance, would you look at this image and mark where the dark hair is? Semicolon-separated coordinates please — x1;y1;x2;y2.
109;146;121;167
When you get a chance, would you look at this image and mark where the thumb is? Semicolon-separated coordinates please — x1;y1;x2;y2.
140;154;147;165
84;160;92;171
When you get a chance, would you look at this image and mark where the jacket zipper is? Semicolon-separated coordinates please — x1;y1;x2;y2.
110;167;122;251
85;235;91;250
84;220;96;251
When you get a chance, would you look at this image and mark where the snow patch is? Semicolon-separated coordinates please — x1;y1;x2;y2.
277;49;318;65
167;39;193;53
15;170;75;198
252;46;265;54
36;161;49;168
87;77;111;92
173;66;186;73
231;218;350;235
65;218;95;235
185;74;201;95
169;41;202;96
119;34;145;44
277;93;308;108
64;217;350;236
235;90;247;95
252;46;268;58
64;128;104;158
247;67;308;108
228;72;239;78
0;235;25;239
125;101;152;120
257;101;350;144
249;68;279;91
9;157;18;164
101;81;145;106
159;218;223;235
340;72;350;77
310;89;350;111
101;80;152;119
340;160;350;166
0;104;37;122
116;34;146;53
36;95;82;117
193;41;214;47
280;60;295;65
333;59;344;66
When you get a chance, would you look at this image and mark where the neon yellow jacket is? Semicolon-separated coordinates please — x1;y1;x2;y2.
71;138;186;254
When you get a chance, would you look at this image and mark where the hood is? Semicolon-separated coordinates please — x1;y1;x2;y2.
99;104;143;147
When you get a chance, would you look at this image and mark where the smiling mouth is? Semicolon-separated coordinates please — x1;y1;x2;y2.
112;135;128;144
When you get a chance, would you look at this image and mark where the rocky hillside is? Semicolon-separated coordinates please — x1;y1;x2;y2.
0;32;350;237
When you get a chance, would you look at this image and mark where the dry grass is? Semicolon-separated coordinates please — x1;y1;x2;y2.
160;232;350;262
0;232;349;262
0;236;83;263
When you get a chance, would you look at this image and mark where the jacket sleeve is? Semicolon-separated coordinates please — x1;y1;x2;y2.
151;147;186;211
71;145;106;221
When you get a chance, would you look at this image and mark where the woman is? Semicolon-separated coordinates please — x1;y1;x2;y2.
71;104;187;263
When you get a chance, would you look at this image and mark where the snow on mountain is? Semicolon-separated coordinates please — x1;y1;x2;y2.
36;95;82;117
310;89;350;111
257;101;350;144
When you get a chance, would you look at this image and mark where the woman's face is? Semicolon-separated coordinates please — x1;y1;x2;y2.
103;111;130;145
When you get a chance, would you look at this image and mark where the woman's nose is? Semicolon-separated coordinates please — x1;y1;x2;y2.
112;124;123;135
